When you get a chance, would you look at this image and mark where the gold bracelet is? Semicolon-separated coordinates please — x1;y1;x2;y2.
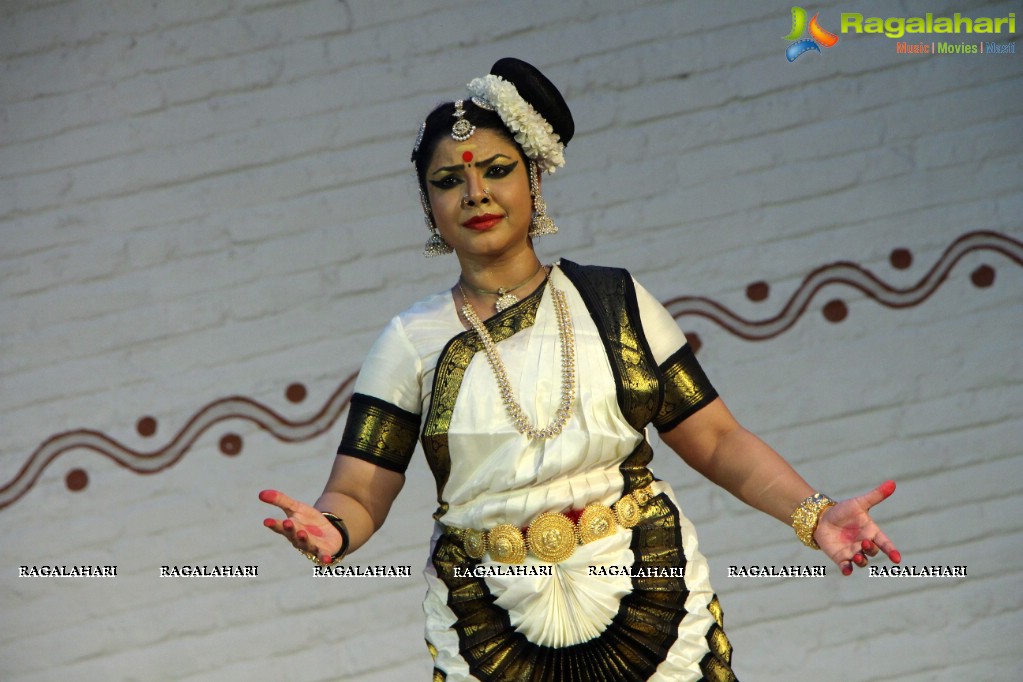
791;492;835;549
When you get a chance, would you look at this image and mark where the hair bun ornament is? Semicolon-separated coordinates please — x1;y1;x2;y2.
488;58;574;147
467;58;574;174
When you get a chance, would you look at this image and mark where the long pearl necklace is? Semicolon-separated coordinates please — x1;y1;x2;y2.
458;273;576;440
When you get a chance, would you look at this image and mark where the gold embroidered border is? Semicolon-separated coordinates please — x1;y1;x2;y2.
701;651;738;682
702;595;735;679
337;393;420;473
707;594;725;629
653;343;719;432
422;286;545;520
559;260;661;434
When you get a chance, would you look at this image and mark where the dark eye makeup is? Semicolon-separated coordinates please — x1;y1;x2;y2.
429;176;461;190
429;161;519;190
485;161;518;178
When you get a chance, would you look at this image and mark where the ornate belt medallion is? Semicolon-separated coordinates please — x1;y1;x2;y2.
451;485;654;565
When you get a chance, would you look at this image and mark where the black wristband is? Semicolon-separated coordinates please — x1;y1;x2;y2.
321;512;350;562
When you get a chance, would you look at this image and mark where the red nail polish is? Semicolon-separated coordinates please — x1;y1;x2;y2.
880;480;896;497
263;519;275;528
259;490;276;503
891;550;902;564
283;519;294;531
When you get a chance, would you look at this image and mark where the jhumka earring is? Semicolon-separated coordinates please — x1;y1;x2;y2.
421;187;453;257
527;162;557;238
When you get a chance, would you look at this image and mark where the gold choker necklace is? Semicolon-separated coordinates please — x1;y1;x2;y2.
459;262;544;312
458;274;576;440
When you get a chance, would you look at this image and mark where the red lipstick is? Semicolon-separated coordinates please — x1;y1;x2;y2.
462;213;503;230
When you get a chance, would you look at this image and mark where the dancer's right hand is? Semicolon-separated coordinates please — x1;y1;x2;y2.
259;489;343;564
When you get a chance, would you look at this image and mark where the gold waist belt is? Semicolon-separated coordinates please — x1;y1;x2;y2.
448;485;654;565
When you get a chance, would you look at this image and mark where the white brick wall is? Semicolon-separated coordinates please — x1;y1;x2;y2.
1;0;1020;680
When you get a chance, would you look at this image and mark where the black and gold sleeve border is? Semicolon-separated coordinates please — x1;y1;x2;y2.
337;393;421;473
653;343;718;432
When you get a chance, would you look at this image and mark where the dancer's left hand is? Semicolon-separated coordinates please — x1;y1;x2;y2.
814;480;902;576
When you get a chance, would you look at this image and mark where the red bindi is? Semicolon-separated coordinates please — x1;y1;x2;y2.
462;151;473;163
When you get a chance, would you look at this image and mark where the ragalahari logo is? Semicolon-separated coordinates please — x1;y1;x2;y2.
784;6;839;61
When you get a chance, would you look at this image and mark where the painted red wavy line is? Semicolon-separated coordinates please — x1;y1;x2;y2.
663;230;1022;339
0;229;1019;511
0;374;358;510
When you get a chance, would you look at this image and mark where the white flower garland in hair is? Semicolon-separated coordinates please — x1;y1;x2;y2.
466;74;566;174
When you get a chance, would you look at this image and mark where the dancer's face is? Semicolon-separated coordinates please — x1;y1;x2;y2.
425;129;533;260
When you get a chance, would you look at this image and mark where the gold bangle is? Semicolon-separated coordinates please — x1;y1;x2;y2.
791;492;835;549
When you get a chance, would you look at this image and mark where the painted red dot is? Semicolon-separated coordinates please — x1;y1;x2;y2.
285;383;307;403
890;248;913;270
746;281;770;302
822;299;848;323
137;416;157;437
219;434;242;456
970;265;995;288
462;151;473;163
66;468;89;492
686;332;702;354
